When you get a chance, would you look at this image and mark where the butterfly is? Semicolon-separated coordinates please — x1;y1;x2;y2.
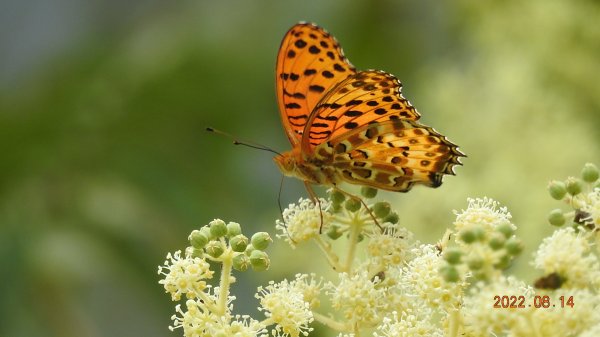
273;22;464;200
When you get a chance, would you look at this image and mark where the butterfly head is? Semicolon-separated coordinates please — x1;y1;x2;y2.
273;151;298;178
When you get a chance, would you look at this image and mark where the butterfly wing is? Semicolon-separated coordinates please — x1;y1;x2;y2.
302;70;421;150
323;119;464;192
276;22;356;147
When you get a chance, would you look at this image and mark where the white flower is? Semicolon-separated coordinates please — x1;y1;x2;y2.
462;276;534;336
256;279;314;337
158;250;214;301
171;299;265;337
326;270;386;327
400;244;466;312
580;322;600;337
533;227;600;288
453;197;514;236
276;198;331;247
534;289;600;337
367;225;416;266
374;310;443;337
582;188;600;228
290;273;323;309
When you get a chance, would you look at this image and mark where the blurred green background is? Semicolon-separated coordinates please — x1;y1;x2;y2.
1;0;599;336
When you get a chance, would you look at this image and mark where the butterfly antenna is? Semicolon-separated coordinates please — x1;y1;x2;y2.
206;127;281;156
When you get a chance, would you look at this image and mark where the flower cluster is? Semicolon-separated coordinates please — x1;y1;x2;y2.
159;163;600;337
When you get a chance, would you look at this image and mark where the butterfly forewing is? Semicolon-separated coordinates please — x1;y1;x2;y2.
303;70;420;149
276;23;356;146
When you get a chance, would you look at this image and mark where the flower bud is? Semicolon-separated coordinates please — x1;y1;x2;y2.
488;232;506;250
548;209;566;227
467;256;484;270
565;177;583;195
439;264;460;282
230;234;248;252
232;253;250;271
581;163;599;183
189;230;209;249
330;190;345;205
383;212;399;224
548;180;567;200
494;254;512;269
345;197;361;212
200;226;213;241
326;225;343;240
210;219;228;238
505;238;523;256
361;186;378;199
251;232;272;251
459;229;476;244
249;250;270;271
227;222;242;237
443;247;462;265
373;202;391;218
190;247;204;258
205;241;225;258
496;222;515;239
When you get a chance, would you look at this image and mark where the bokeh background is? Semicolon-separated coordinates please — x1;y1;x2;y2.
1;0;599;336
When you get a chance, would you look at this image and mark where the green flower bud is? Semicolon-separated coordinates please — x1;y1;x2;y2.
439;264;460;282
205;241;225;258
505;238;523;256
230;234;248;252
345;197;361;212
210;219;228;238
488;232;506;250
249;250;270;271
189;230;209;249
467;256;484;270
472;226;486;241
565;177;583;196
443;247;462;265
330;190;345;205
582;163;599;183
190;247;204;258
251;232;272;251
361;186;378;199
200;226;213;241
383;212;399;224
330;202;342;214
473;270;489;281
227;222;242;237
245;244;255;256
494;254;512;270
548;209;566;227
459;229;476;244
326;225;343;240
496;222;515;239
373;202;391;218
548;180;567;200
232;253;250;271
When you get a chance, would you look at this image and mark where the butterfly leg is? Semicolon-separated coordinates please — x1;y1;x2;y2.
333;187;382;231
304;181;325;233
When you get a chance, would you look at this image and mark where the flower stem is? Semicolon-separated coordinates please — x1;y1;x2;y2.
216;249;233;316
344;218;362;273
312;311;349;332
448;309;460;337
314;236;342;270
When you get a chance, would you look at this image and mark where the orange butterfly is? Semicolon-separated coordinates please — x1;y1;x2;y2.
273;22;464;199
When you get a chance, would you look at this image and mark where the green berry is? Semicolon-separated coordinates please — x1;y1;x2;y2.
565;177;583;195
249;250;270;271
383;212;399;224
488;232;506;250
251;232;272;251
227;222;242;237
326;225;343;240
361;187;378;199
209;219;228;238
496;222;515;239
548;180;567;200
230;234;248;252
505;238;523;256
443;247;462;265
345;198;361;212
205;241;225;258
548;209;566;227
330;190;345;205
189;230;209;249
439;264;460;282
582;163;599;183
232;253;250;271
373;202;391;218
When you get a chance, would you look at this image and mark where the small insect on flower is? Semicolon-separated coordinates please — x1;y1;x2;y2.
274;22;464;199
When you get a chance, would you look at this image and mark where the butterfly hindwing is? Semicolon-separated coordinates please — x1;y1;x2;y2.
276;23;356;146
